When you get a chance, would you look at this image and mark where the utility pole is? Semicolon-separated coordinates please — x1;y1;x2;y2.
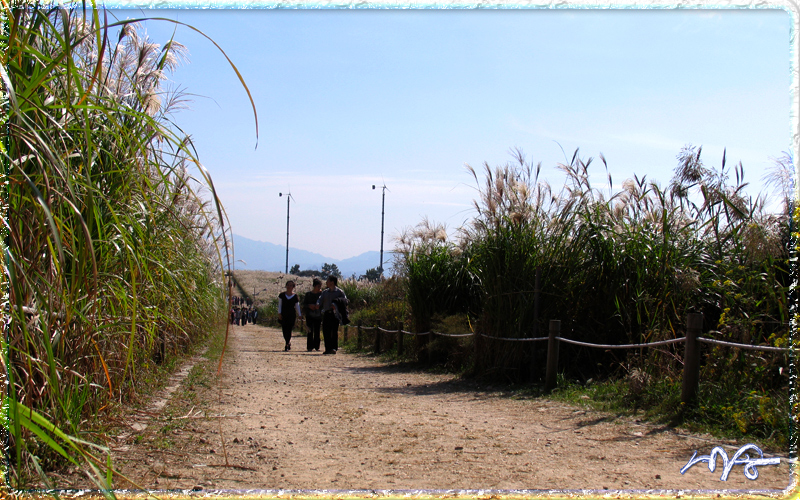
279;191;293;274
372;183;388;277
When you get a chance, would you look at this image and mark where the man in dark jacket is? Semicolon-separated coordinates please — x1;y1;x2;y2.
317;276;347;354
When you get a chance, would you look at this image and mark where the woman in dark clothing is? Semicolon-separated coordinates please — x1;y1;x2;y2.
303;278;323;352
278;281;301;351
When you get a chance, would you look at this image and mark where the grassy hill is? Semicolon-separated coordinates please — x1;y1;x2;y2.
232;270;323;307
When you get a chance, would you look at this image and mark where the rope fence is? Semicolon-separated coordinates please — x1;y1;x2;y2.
555;336;687;349
479;334;548;342
347;313;790;404
699;332;790;353
353;324;789;353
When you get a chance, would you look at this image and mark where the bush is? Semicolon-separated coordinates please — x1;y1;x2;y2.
339;278;383;310
395;146;791;448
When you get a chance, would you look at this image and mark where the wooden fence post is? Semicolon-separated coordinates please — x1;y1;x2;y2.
357;320;362;350
682;313;704;405
375;320;382;354
383;322;390;352
545;320;561;392
397;322;404;357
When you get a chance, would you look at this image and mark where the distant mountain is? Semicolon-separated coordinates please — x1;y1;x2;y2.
231;234;394;278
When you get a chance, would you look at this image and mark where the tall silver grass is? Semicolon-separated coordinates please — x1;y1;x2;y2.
2;6;255;488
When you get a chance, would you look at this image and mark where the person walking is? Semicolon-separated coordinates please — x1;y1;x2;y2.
250;307;258;325
278;280;301;351
317;276;347;354
303;278;323;352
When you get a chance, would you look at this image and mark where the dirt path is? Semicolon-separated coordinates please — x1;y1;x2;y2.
106;323;792;494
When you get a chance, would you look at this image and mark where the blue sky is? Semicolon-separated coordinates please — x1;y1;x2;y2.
110;7;793;261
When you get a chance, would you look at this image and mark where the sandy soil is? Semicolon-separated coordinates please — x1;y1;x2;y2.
89;323;793;495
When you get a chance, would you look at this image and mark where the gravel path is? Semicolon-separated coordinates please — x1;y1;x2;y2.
109;323;793;494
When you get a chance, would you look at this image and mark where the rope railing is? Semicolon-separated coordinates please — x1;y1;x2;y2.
357;324;790;354
479;333;548;342
352;314;789;404
399;329;427;336
698;337;790;353
432;332;478;338
555;336;687;349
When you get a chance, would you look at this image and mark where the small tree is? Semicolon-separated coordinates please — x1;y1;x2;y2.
321;262;341;279
290;264;300;274
361;267;382;282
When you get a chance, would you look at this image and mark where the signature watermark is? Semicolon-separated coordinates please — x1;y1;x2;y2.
680;444;781;481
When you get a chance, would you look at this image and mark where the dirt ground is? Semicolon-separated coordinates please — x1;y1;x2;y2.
67;323;795;495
